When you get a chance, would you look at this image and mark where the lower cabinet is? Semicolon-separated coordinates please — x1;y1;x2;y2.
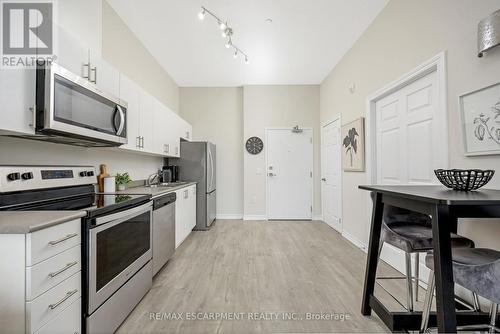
0;219;82;334
175;185;197;248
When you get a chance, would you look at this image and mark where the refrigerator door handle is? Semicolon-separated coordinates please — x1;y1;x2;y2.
208;148;214;191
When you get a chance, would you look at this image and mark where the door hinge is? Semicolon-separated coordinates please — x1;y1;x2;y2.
310;137;313;144
310;206;313;212
310;171;312;178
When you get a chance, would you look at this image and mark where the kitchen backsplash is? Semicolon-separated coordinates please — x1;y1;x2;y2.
0;137;162;181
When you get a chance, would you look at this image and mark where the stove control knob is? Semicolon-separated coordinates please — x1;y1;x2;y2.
7;172;20;181
21;172;33;180
86;171;94;177
79;171;87;177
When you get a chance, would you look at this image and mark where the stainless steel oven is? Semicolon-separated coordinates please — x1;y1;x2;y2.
87;201;152;315
34;62;128;147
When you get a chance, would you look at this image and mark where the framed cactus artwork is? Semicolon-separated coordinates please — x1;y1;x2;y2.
459;82;500;156
341;117;365;171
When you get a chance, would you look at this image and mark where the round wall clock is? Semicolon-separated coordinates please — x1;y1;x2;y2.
246;136;264;154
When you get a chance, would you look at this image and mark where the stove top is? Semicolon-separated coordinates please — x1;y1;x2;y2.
0;166;151;218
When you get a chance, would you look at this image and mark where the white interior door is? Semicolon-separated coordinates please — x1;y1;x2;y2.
376;70;445;185
321;119;342;232
266;129;313;220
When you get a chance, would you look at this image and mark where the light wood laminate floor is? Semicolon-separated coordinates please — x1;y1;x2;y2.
117;220;424;334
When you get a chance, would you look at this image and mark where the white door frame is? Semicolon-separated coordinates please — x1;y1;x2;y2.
364;51;449;274
265;127;314;220
320;114;342;231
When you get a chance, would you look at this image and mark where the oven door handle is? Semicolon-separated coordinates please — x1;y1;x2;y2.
94;201;152;227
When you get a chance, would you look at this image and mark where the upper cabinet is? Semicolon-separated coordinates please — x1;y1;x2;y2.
0;68;36;135
0;0;193;155
119;74;140;151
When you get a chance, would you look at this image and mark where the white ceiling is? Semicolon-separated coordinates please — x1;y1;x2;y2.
107;0;388;87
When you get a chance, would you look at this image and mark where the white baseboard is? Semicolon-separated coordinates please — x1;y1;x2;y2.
341;231;367;252
243;215;267;221
313;215;323;220
216;214;243;220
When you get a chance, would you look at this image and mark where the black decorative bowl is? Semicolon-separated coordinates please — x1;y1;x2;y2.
434;169;495;191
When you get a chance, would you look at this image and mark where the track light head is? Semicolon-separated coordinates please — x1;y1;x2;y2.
245;57;249;64
225;40;232;48
233;50;238;58
198;9;205;20
219;21;226;30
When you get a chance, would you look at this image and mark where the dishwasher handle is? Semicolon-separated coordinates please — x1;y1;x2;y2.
153;192;177;210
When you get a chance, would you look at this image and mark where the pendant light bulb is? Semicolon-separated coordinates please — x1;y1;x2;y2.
198;9;205;20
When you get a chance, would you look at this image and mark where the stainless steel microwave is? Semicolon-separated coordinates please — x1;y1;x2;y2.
33;62;128;147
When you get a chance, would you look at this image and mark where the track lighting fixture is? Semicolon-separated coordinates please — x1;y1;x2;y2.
197;6;249;64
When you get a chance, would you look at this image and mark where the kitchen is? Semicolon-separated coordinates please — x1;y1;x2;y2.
2;1;500;334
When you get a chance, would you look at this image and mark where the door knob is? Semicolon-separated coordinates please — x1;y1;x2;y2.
321;178;326;181
268;173;275;177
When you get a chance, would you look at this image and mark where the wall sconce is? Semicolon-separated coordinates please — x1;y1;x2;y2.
478;9;500;57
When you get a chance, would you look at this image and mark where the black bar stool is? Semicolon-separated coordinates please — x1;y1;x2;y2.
421;248;500;333
372;193;475;311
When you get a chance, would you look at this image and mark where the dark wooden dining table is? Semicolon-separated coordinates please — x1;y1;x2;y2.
359;185;500;332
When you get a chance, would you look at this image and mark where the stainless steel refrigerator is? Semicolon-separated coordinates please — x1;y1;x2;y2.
177;141;216;230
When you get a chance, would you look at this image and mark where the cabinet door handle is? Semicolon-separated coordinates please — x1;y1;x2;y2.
48;289;78;310
184;190;188;199
186;131;189;139
82;63;91;80
48;233;78;246
166;144;169;153
140;136;145;148
48;261;78;278
136;136;141;148
90;66;97;84
176;147;179;155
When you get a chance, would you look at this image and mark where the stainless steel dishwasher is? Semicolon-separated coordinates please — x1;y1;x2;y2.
152;192;176;276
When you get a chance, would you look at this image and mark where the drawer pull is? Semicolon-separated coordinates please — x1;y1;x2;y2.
48;233;78;246
48;261;78;278
48;289;78;310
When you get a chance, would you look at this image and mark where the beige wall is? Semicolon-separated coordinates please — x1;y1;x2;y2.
102;0;179;113
243;86;321;218
179;88;244;217
320;0;500;248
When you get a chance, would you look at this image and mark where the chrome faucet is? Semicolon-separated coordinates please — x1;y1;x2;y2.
146;171;160;187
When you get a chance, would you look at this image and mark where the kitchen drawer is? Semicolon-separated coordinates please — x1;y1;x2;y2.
33;298;81;334
26;245;81;301
26;219;81;266
26;272;81;333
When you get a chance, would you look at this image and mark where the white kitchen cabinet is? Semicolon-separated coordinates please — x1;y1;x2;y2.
178;116;193;142
56;0;102;55
139;88;154;153
0;68;36;135
175;185;197;248
119;74;140;151
53;26;89;79
90;54;120;97
0;219;82;334
152;99;181;157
